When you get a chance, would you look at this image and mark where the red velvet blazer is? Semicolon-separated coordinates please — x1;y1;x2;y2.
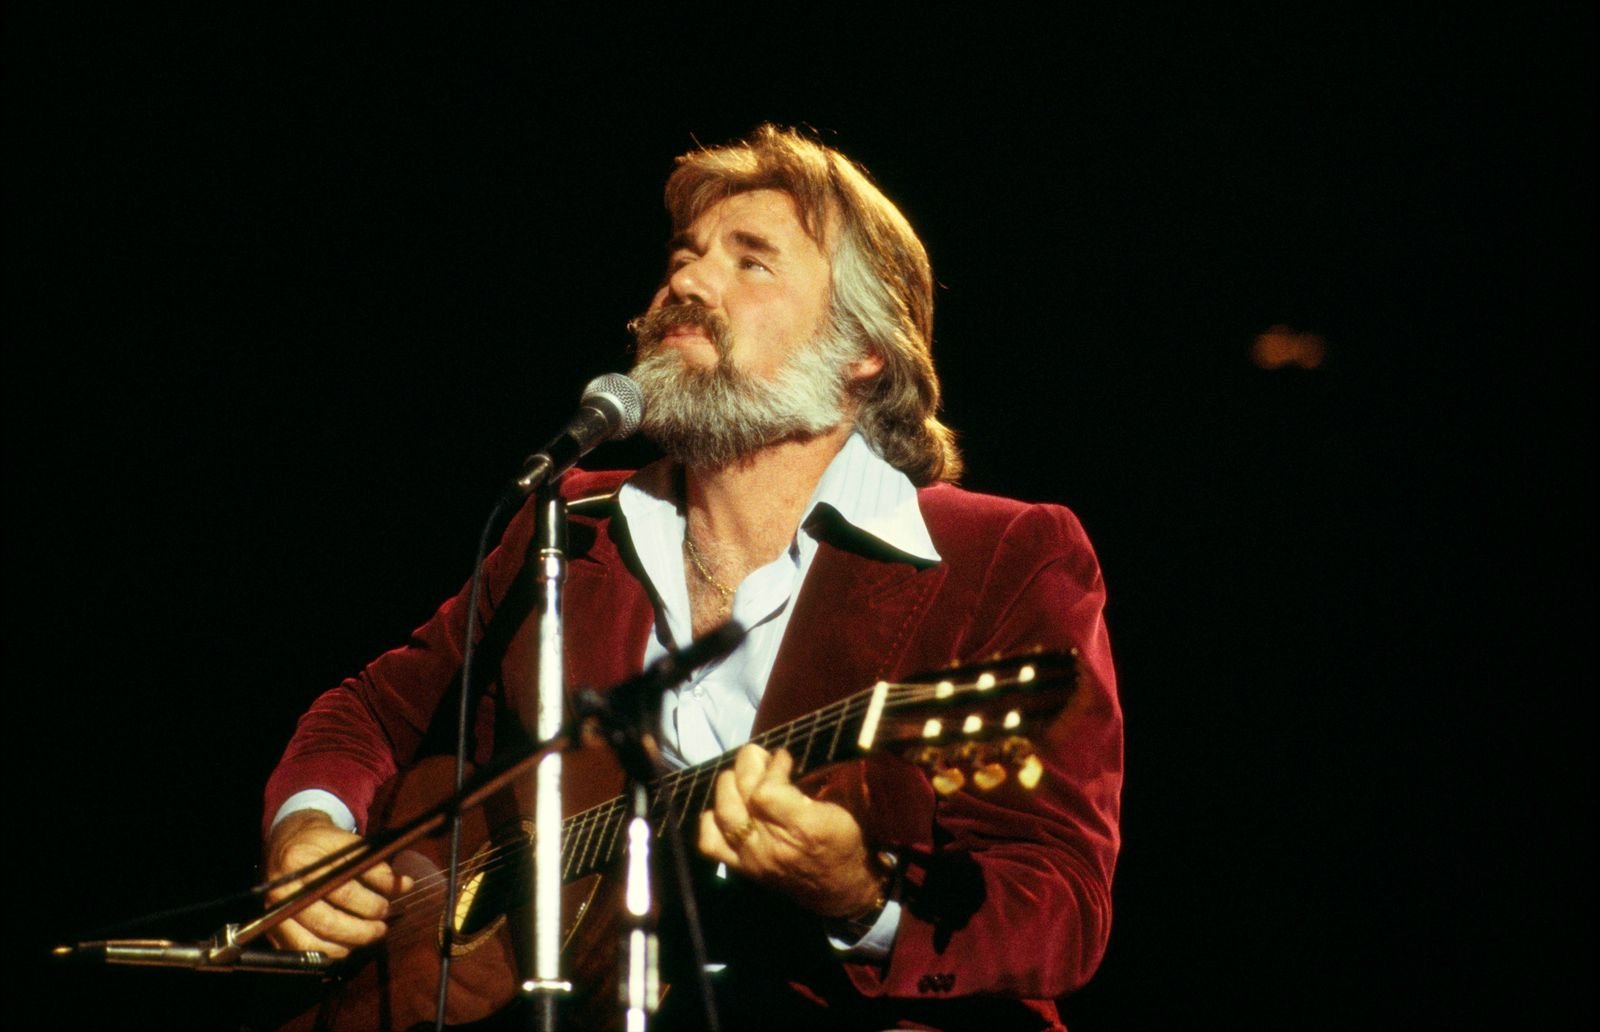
265;468;1122;1029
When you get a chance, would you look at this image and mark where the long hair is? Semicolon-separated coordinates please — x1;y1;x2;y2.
664;125;962;484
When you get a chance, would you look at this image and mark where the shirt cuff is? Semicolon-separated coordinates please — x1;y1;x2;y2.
269;789;358;835
827;899;901;959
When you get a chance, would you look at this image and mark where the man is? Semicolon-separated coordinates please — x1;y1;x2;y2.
263;125;1122;1030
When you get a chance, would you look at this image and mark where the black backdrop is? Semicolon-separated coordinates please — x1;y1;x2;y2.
7;8;1592;1029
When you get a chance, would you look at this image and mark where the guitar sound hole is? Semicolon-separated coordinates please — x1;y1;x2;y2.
440;820;533;955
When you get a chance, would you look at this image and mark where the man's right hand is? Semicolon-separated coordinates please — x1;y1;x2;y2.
263;809;413;958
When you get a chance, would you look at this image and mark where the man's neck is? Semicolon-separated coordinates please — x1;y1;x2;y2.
683;423;853;570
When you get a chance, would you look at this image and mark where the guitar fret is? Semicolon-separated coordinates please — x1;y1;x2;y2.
692;764;716;815
670;771;690;825
566;821;582;880
559;813;575;877
559;817;577;880
583;808;604;871
649;774;675;838
675;768;702;830
587;812;607;874
579;809;604;873
669;769;693;830
563;808;591;879
675;767;701;825
826;696;850;763
609;803;627;862
797;709;820;774
806;697;844;768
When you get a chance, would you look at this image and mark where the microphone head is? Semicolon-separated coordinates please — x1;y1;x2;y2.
581;373;645;441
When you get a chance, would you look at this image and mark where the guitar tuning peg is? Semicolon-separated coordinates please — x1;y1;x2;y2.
972;762;1007;791
931;765;966;797
1016;753;1044;791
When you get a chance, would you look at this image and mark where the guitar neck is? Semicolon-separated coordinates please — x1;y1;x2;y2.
555;650;1074;884
558;687;875;882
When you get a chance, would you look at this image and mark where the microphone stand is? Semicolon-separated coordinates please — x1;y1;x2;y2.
572;622;744;1032
525;479;570;1031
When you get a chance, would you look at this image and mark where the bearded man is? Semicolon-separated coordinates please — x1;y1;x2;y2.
261;126;1122;1031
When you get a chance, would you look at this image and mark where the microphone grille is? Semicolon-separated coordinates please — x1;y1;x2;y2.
581;373;645;440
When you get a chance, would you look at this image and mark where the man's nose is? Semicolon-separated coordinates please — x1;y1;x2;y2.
666;257;720;309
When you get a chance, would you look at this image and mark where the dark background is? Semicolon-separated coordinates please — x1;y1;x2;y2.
7;7;1592;1029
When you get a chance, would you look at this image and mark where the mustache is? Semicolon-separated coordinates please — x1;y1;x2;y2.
626;304;731;358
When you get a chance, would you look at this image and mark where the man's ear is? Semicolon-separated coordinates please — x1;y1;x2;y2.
848;350;885;382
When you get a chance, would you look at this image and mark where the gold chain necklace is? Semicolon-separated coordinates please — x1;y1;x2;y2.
683;533;736;610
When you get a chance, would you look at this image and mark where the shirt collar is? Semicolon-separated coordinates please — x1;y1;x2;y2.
802;431;941;564
616;431;941;566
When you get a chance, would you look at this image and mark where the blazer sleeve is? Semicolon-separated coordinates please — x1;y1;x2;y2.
846;500;1123;1002
260;496;541;837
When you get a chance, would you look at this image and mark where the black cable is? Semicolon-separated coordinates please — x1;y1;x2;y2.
436;489;520;1032
663;807;721;1032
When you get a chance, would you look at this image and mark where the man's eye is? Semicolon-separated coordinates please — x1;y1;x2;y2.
740;256;770;272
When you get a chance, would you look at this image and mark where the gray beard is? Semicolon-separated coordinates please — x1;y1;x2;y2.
628;329;862;470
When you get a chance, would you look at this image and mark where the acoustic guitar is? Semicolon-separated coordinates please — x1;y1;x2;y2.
273;649;1079;1031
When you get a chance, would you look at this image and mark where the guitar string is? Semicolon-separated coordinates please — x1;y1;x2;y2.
373;674;1046;925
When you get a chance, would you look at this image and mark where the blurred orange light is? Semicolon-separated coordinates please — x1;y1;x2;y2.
1251;324;1327;369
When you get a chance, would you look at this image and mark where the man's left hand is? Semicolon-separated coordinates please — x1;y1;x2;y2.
699;744;885;918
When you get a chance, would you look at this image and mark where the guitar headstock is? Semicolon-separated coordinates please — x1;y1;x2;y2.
856;649;1079;796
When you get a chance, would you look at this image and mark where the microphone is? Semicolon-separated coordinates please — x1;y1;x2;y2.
513;373;645;493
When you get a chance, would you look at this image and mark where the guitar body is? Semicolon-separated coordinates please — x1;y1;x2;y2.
278;752;625;1032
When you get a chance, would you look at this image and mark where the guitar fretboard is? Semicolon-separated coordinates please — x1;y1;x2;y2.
558;685;881;882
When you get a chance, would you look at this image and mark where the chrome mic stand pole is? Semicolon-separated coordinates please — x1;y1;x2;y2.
579;622;745;1032
622;779;660;1031
527;480;572;1029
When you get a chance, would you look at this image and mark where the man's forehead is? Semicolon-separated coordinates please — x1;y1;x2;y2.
674;189;830;251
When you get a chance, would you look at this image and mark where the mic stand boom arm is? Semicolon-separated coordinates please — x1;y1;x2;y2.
60;631;746;991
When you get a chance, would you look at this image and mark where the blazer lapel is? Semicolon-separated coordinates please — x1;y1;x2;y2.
562;511;656;695
753;534;946;734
